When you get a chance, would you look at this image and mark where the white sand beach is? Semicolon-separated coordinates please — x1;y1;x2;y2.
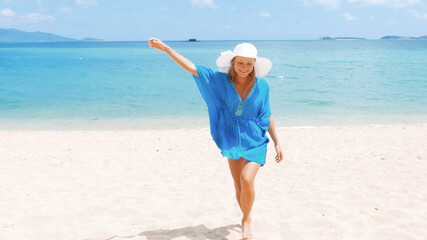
1;125;427;240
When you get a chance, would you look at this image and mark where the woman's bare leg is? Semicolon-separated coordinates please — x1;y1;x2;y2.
228;158;260;239
228;158;246;212
240;160;260;239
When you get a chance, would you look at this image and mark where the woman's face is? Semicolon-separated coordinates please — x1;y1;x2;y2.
233;56;255;78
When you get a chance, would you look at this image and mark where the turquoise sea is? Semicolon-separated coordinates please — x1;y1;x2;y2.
0;40;426;129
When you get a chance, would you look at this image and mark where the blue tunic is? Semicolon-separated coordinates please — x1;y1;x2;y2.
192;65;271;166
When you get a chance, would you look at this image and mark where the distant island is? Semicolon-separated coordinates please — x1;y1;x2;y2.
0;28;103;42
1;28;426;42
320;35;427;40
381;35;427;40
320;36;366;40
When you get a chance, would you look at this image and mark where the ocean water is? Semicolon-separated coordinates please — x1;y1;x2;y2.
0;40;426;129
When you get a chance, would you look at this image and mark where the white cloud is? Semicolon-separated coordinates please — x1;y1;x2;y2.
1;8;55;25
0;8;15;25
346;0;421;7
75;0;99;8
159;6;169;11
407;9;427;20
59;7;73;14
20;12;55;22
343;13;357;20
190;0;217;9
231;7;237;11
260;12;271;18
1;8;16;17
222;25;232;29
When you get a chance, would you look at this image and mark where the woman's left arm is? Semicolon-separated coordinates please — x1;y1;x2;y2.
268;115;284;163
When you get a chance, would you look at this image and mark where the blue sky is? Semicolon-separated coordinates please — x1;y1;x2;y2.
0;0;426;40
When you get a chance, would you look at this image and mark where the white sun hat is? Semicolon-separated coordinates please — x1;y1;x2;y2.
216;43;272;78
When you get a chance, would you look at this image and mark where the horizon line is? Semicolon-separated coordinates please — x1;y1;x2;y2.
1;38;427;43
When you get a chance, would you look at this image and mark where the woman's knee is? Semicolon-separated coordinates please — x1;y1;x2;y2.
240;174;254;188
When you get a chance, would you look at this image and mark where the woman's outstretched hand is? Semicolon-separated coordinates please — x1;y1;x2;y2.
275;144;284;163
149;38;170;52
148;37;198;76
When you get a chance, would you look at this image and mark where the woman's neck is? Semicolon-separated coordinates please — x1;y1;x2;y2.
234;75;252;85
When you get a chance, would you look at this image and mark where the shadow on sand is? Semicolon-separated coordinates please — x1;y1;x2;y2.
102;224;241;240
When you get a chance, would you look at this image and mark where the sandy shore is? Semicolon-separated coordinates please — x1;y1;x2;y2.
1;125;426;240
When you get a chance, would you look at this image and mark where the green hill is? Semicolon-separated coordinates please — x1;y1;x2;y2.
0;28;102;42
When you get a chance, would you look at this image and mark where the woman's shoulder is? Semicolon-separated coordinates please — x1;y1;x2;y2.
257;77;270;89
196;65;228;78
210;68;229;82
214;69;228;77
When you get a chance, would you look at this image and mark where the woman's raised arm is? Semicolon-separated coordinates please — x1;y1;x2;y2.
148;38;198;77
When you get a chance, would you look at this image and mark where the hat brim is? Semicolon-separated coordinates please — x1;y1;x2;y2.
216;54;272;78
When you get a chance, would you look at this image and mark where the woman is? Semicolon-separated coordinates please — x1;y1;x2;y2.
149;38;283;239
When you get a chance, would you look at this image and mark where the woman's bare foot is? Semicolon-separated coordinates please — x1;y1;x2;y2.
242;217;253;239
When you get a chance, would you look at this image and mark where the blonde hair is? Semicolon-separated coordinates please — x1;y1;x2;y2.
227;57;256;83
